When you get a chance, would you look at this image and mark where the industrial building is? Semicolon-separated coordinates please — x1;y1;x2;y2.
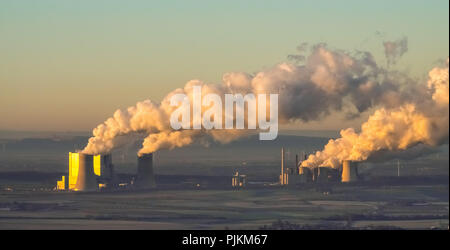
341;160;358;182
56;152;156;191
279;147;311;185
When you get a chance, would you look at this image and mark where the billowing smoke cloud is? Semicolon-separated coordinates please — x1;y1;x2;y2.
301;59;449;168
82;43;445;158
383;37;408;67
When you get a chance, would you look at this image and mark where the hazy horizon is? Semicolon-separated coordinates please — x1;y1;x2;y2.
1;0;448;132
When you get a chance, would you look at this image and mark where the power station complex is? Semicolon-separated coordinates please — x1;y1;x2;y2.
56;152;156;191
278;147;359;186
57;146;359;191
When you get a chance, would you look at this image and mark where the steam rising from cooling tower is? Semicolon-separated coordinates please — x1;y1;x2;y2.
301;59;449;168
82;41;448;167
83;43;412;156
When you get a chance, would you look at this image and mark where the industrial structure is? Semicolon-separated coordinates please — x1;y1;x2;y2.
135;153;156;188
341;160;358;182
56;152;156;191
232;171;247;188
56;146;360;191
279;148;359;186
280;147;286;185
279;148;312;185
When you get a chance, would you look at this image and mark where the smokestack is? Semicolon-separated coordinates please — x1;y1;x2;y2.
74;154;98;191
341;160;358;183
135;153;156;188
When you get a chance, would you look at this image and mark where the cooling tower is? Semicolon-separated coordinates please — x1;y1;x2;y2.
135;153;156;188
341;160;358;182
74;154;98;191
298;167;312;183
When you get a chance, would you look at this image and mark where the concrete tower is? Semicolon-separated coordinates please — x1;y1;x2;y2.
342;160;358;182
317;167;330;183
74;154;98;191
135;153;156;188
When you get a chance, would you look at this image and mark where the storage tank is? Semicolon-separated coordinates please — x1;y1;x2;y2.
341;160;358;182
74;154;98;191
135;153;156;188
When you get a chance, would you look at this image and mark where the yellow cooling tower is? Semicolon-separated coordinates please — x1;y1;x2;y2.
69;153;98;191
93;155;101;176
68;152;78;190
341;160;358;182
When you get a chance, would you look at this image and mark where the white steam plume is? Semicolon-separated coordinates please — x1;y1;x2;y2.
301;59;449;168
82;43;436;156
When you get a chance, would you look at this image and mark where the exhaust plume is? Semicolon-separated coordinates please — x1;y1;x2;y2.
383;37;408;67
82;43;443;157
301;59;449;168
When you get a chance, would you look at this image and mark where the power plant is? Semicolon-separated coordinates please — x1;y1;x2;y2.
279;148;359;186
56;146;360;191
56;152;156;191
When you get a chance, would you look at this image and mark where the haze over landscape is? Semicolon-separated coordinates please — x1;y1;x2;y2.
0;0;448;230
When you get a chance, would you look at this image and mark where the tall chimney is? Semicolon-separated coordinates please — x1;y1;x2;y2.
135;153;156;188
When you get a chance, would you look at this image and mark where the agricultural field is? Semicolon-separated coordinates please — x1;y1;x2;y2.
0;178;448;229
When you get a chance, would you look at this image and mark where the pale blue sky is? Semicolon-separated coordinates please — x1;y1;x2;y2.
0;0;448;131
